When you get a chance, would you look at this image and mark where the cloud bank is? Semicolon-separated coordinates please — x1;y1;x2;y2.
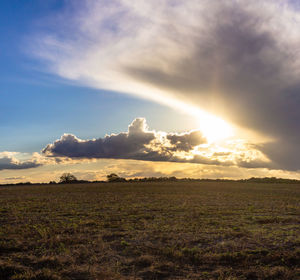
43;118;269;168
0;152;41;171
32;0;300;170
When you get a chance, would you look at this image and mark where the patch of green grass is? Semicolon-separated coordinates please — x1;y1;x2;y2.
0;181;299;279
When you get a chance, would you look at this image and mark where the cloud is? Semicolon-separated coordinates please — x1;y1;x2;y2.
43;118;269;168
32;0;300;170
167;131;206;152
0;152;41;170
43;118;156;159
43;118;206;161
0;151;75;171
4;176;26;181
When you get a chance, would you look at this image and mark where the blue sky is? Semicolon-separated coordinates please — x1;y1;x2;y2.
0;1;196;154
1;0;300;183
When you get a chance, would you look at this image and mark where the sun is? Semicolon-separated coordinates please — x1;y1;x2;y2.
183;105;234;143
198;114;234;143
139;89;235;143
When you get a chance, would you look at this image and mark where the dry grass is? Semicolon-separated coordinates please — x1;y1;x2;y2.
0;181;299;279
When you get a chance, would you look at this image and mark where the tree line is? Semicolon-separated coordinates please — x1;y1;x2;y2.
1;173;300;186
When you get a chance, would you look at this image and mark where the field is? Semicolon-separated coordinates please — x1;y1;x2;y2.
0;181;299;279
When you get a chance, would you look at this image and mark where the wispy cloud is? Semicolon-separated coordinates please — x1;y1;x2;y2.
31;0;300;170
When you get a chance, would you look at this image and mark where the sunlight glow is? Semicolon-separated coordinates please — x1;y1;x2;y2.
104;81;235;143
196;112;234;143
178;103;234;143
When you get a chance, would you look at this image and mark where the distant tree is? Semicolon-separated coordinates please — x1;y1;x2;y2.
59;173;78;183
107;173;126;182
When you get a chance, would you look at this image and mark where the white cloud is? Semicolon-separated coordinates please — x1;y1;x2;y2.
0;152;41;170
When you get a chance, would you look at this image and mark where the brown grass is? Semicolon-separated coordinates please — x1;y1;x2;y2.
0;181;299;279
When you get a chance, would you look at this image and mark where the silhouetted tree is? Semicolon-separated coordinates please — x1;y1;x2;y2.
59;173;78;183
107;173;126;182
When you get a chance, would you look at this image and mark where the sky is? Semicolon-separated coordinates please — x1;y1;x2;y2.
1;0;300;183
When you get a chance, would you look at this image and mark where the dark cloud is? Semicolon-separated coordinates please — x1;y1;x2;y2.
43;118;269;168
43;118;156;159
43;118;205;161
0;155;41;171
167;131;206;152
123;2;300;170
